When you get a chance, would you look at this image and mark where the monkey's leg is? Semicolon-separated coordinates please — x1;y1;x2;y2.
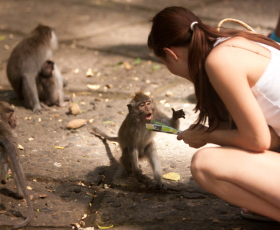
129;147;145;183
12;165;24;198
0;162;8;184
120;148;132;176
22;75;42;114
145;142;166;190
58;91;70;107
40;102;50;110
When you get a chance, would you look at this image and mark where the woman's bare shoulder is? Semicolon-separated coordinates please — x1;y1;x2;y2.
206;37;250;69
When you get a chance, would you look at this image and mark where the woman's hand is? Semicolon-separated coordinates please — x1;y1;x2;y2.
177;124;208;148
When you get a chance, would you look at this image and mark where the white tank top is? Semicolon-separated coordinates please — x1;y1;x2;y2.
214;38;280;136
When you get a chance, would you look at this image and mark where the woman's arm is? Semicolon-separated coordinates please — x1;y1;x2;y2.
178;42;271;152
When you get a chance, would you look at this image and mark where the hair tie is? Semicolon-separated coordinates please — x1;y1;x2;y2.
190;21;198;31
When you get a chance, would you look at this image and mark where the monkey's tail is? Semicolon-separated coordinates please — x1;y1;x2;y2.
0;137;33;229
91;127;118;142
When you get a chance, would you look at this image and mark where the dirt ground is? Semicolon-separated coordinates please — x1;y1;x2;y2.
0;0;280;229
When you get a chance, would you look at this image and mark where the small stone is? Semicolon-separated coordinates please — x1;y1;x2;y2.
73;188;81;193
158;197;167;202
116;192;125;197
180;192;205;199
170;163;177;168
60;192;71;197
106;84;113;89
106;199;115;203
165;91;173;97
173;203;189;210
216;208;227;214
66;119;87;129
111;203;121;208
69;103;80;115
4;44;9;50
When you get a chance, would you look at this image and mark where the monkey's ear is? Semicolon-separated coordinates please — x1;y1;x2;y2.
127;104;132;113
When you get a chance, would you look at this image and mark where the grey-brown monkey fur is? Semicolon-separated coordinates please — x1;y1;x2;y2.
92;92;185;190
37;60;70;107
6;24;59;114
0;102;33;229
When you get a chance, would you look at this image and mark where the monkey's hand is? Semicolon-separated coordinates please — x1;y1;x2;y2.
172;108;185;120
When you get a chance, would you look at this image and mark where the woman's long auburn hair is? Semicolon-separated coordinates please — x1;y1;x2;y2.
148;6;280;131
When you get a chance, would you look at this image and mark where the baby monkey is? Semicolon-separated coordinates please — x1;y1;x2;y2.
92;92;185;190
0;102;33;229
37;60;70;108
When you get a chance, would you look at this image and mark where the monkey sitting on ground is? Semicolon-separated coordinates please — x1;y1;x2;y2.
92;92;185;190
6;24;68;114
37;60;70;108
0;102;33;229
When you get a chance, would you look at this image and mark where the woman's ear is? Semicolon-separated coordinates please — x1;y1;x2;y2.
163;47;179;61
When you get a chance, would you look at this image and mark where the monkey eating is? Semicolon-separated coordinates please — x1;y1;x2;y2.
37;60;70;108
91;92;185;190
6;24;68;114
0;102;33;229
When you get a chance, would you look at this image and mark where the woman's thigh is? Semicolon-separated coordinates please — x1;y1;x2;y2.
191;146;280;208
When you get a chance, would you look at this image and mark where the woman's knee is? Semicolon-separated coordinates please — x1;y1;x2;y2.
190;147;219;180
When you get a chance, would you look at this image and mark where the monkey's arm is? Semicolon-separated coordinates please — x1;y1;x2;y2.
129;147;145;183
155;108;185;130
22;73;42;114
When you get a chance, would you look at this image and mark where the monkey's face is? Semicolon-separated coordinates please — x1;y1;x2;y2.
138;100;153;122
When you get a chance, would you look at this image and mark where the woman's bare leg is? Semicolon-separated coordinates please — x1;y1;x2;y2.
191;147;280;221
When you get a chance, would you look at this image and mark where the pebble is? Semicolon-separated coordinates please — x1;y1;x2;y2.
158;197;167;202
165;91;173;97
173;203;189;210
111;203;121;208
73;188;81;193
180;192;205;199
216;208;228;214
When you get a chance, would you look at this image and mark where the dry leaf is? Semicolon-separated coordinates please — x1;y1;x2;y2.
39;194;49;198
28;138;34;141
81;214;87;220
86;68;94;77
123;61;131;70
106;84;113;89
80;220;85;226
27;186;32;190
162;172;180;181
98;224;114;229
54;162;61;167
87;84;100;90
66;119;87;129
88;119;94;123
54;146;64;150
18;144;24;150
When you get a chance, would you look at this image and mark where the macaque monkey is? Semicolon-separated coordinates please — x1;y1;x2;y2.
6;24;60;114
37;60;70;107
0;102;32;229
92;92;185;190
